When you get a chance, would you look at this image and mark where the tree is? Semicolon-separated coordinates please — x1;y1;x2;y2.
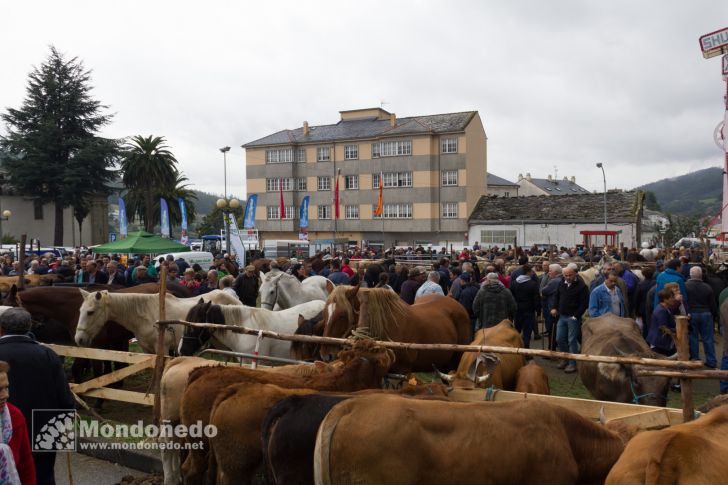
195;204;244;236
0;46;118;245
643;191;661;211
662;214;702;247
121;135;179;232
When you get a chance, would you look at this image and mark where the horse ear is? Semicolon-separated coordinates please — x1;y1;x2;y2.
197;298;204;304
346;284;360;299
325;279;335;295
297;314;306;327
79;289;89;299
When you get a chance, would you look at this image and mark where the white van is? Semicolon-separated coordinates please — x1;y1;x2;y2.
155;251;215;270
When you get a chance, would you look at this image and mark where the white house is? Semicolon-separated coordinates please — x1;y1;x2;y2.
516;173;590;197
468;191;645;249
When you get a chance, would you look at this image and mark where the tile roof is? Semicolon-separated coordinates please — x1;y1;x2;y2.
487;173;518;186
469;191;644;223
243;111;477;147
521;177;590;195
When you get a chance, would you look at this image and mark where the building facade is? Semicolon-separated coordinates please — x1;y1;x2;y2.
516;173;590;196
486;173;519;197
468;191;644;249
243;108;487;249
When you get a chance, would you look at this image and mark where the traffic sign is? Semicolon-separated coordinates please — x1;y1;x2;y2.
700;27;728;59
109;232;116;242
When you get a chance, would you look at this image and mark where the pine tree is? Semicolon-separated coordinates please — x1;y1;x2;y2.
0;46;118;245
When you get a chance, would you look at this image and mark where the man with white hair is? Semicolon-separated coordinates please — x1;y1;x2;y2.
685;266;718;368
415;271;445;300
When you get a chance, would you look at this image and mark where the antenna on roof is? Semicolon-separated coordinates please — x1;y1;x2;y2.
553;165;558;180
380;100;388;109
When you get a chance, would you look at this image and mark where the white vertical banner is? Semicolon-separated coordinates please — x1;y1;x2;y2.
226;213;246;268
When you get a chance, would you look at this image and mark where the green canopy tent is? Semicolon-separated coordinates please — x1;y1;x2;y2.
91;231;190;254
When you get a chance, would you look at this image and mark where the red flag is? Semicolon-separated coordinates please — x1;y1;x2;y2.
279;177;285;220
334;170;340;220
374;171;383;217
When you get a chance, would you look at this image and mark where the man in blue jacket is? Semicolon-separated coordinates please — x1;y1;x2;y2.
588;271;625;318
653;259;688;308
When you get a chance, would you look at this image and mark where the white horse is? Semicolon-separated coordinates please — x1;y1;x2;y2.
74;290;240;354
177;299;325;358
259;270;332;310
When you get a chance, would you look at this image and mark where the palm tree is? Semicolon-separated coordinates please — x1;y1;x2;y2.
121;135;179;232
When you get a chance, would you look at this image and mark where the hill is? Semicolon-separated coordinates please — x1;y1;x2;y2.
637;167;722;217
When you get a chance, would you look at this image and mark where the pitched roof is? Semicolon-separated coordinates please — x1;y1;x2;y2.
243;111;477;147
469;191;644;224
521;177;590;195
487;173;518;187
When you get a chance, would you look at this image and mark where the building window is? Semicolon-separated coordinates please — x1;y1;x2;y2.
344;175;359;190
266;206;295;220
265;148;293;163
295;148;306;163
441;138;458;153
479;229;518;246
317;176;331;191
372;173;381;189
344;145;358;160
317;146;331;162
33;199;43;220
375;203;412;219
504;191;510;197
442;202;458;219
378;140;412;157
441;170;458;186
371;143;381;158
345;205;359;219
318;205;331;220
266;178;293;191
296;178;307;191
382;172;412;188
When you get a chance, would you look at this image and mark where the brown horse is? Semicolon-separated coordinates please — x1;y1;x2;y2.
4;282;191;383
321;286;471;373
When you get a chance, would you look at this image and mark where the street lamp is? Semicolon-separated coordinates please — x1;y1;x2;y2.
218;146;238;256
0;210;11;242
596;162;607;233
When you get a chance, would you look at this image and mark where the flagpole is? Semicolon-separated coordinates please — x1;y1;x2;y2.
334;168;340;248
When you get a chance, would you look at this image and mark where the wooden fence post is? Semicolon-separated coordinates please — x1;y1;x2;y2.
17;234;26;290
675;315;694;422
152;264;168;425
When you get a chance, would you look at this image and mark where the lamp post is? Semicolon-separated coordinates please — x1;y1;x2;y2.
0;209;11;247
596;162;607;236
217;146;239;256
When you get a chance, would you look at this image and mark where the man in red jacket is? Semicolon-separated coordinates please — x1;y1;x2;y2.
0;360;35;484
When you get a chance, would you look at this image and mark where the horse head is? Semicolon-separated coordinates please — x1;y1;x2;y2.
291;312;324;361
259;270;284;310
178;299;212;355
320;284;360;361
75;290;110;347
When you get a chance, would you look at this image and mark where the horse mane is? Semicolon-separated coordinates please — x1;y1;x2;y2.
184;300;209;322
206;304;226;325
326;286;357;326
93;292;160;321
357;288;408;341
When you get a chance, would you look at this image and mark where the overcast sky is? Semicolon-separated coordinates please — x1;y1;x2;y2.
2;1;727;197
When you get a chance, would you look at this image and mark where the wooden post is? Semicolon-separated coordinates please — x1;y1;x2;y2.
675;315;694;422
152;264;168;425
17;234;26;290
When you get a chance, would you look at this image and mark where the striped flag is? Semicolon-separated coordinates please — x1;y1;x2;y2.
279;177;285;220
374;171;383;217
334;169;341;220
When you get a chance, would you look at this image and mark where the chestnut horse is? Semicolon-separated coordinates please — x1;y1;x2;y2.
321;286;470;373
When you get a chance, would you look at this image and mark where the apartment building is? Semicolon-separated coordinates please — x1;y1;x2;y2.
242;108;487;249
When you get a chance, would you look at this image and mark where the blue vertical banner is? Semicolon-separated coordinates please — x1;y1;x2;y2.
178;197;188;230
160;198;170;237
243;194;257;229
299;195;310;228
118;197;128;238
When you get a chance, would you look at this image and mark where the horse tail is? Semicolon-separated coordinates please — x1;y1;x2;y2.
313;401;346;485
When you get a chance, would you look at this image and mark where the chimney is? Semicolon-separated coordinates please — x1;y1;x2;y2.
303;121;310;136
390;113;396;128
547;174;552;181
570;176;575;184
525;173;532;182
518;173;523;180
563;176;568;181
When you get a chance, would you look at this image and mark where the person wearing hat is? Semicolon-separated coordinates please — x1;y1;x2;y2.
233;265;260;307
400;266;427;305
473;272;517;330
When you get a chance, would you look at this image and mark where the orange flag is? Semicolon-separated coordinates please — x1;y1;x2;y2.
373;172;383;216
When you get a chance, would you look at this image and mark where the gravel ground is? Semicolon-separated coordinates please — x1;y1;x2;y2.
55;452;148;485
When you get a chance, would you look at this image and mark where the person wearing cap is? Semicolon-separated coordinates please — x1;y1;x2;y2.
473;272;517;330
400;266;426;305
